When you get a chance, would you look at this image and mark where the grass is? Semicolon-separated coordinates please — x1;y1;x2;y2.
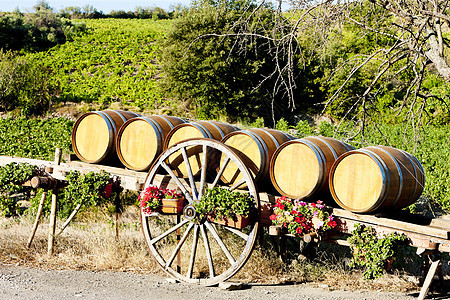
0;205;422;293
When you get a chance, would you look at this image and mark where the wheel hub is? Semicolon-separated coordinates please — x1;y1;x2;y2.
183;204;197;220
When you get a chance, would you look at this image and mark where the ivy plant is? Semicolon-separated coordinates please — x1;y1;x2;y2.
347;223;408;280
62;170;111;208
0;162;42;216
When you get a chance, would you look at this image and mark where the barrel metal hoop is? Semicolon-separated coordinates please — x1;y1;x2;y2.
399;149;422;206
298;139;326;194
252;128;280;147
372;147;403;208
104;109;127;122
207;121;225;139
224;130;268;182
91;111;116;162
358;149;390;211
158;115;186;129
308;136;339;160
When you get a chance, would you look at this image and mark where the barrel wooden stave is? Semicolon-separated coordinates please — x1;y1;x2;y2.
72;110;139;164
164;121;239;177
116;115;185;171
329;146;425;213
221;128;294;187
270;136;354;199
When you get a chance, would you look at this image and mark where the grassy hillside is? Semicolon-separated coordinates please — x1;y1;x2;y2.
30;19;169;111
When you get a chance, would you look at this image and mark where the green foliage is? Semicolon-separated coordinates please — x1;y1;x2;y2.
251;117;264;128
0;162;40;192
0;50;58;115
294;120;315;137
0;162;42;216
0;194;18;217
30;19;166;109
0;117;73;160
60;170;112;217
193;187;254;221
159;0;303;122
318;121;335;137
0;4;86;53
348;223;408;280
275;118;290;132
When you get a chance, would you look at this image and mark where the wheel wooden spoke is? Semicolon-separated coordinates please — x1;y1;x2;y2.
223;226;249;241
187;224;199;278
142;139;259;286
200;224;215;278
198;144;208;199
149;219;190;245
165;222;194;269
161;161;193;202
205;222;235;265
181;147;198;200
211;156;230;188
228;178;246;191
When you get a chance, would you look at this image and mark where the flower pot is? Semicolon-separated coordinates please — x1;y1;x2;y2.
207;215;249;229
159;198;184;214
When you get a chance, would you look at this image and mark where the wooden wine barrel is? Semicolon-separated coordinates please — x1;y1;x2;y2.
220;128;295;187
164;121;239;176
270;136;354;199
72;110;140;164
329;146;425;213
116;115;185;171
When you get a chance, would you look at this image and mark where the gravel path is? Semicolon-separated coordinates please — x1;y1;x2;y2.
0;264;417;300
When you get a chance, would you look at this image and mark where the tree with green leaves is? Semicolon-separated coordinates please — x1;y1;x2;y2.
159;0;321;125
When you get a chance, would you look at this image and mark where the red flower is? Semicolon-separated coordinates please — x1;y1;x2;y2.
295;217;301;223
296;227;303;234
327;221;337;228
269;214;278;221
291;210;297;215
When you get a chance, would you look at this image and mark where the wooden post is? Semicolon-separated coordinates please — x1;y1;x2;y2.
47;188;58;255
26;191;47;249
115;191;120;241
47;148;62;255
54;148;62;165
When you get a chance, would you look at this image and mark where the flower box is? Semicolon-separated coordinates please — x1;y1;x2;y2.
159;198;184;214
207;215;249;229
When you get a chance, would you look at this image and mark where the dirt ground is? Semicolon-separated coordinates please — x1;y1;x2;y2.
0;263;421;300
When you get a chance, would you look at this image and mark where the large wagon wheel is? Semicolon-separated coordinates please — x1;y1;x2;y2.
141;138;260;285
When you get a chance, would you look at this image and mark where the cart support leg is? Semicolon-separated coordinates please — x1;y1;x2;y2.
27;191;48;249
47;188;58;255
418;254;442;300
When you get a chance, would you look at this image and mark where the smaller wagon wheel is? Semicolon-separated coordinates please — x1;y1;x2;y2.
140;138;260;285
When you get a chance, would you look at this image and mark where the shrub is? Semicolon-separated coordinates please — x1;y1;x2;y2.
0;50;57;115
159;0;303;123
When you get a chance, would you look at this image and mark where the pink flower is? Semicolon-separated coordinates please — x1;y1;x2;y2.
269;214;278;221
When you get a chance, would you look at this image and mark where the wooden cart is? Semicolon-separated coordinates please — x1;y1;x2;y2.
0;138;449;299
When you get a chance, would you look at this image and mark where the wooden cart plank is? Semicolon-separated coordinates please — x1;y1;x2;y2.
332;208;450;239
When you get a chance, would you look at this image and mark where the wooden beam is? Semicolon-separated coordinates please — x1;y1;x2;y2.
333;208;450;239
